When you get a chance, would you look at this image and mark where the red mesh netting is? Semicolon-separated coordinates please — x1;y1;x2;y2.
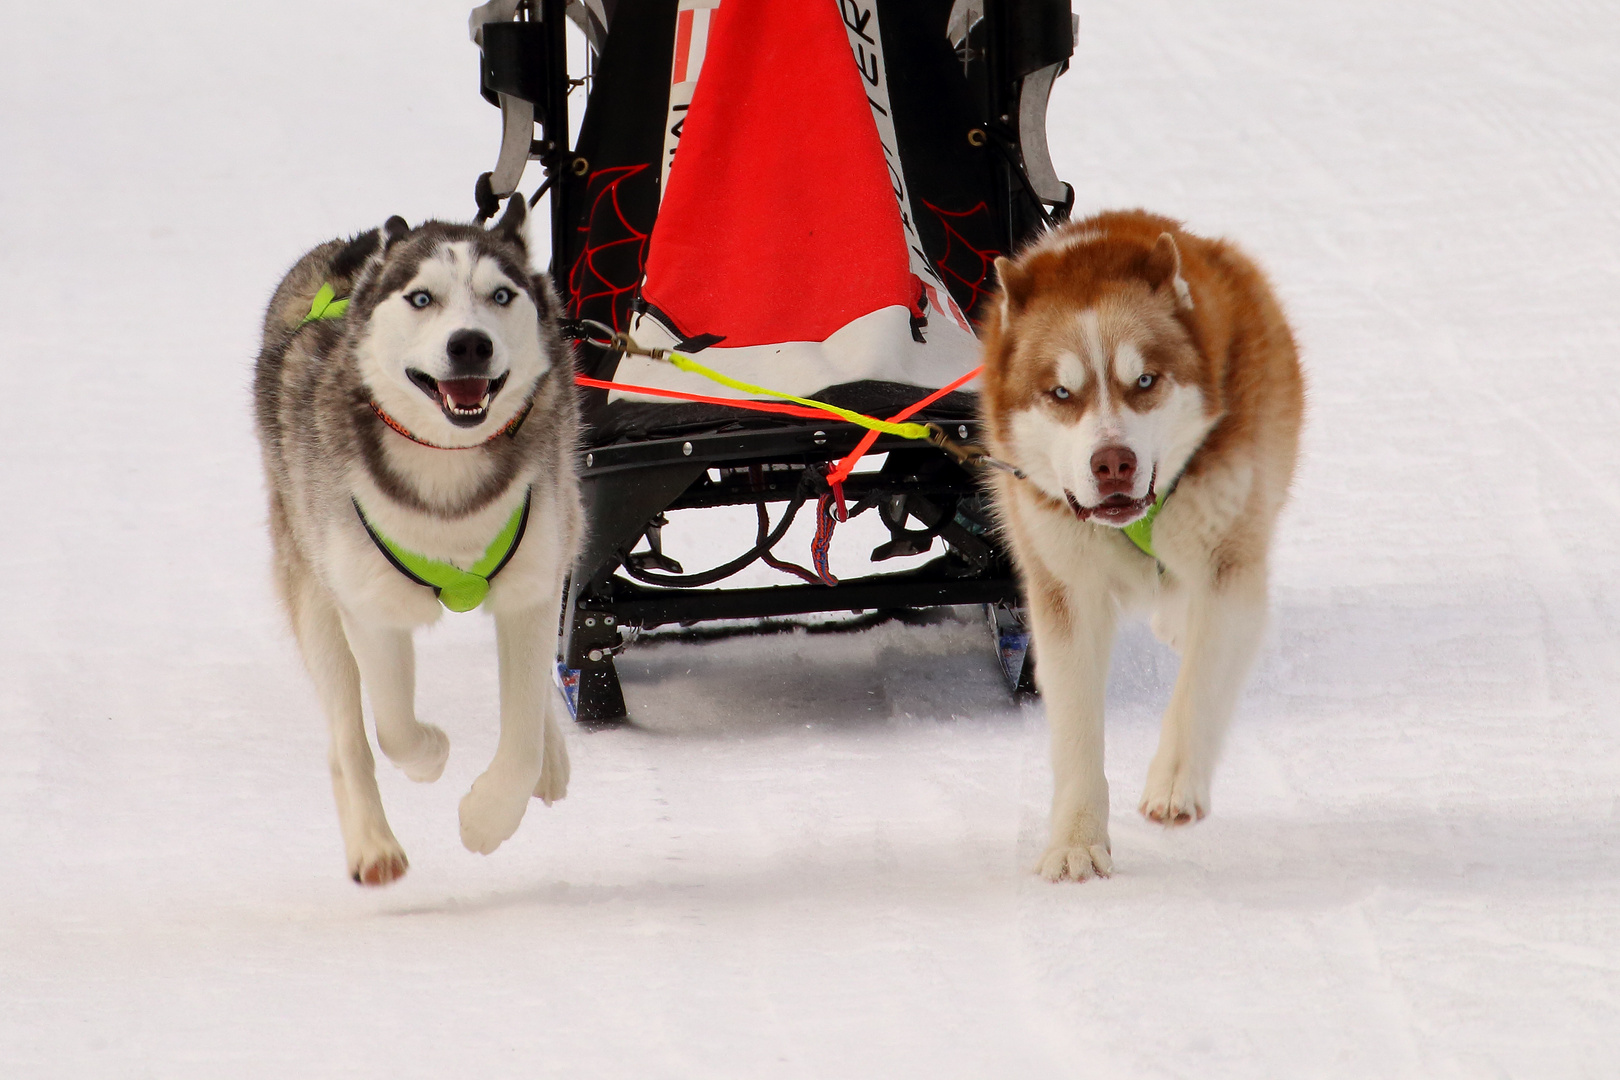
921;200;1002;317
567;164;652;331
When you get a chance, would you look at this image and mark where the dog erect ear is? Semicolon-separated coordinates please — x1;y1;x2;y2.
492;195;528;252
382;215;411;252
1144;232;1194;310
994;256;1034;318
331;229;382;281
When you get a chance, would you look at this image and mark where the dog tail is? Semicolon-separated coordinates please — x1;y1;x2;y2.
261;228;382;342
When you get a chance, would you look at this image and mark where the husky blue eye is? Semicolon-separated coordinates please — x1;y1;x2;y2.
1137;373;1157;389
1051;386;1071;400
492;287;514;306
406;290;432;309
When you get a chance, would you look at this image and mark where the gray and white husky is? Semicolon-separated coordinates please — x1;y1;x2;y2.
254;197;581;885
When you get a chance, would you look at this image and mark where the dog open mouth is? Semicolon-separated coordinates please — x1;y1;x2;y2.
407;370;509;428
1064;468;1158;526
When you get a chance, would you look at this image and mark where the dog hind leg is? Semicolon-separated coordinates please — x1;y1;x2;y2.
533;697;570;806
1028;571;1117;882
288;576;409;885
340;616;450;783
459;598;569;853
1150;577;1190;652
1140;569;1267;825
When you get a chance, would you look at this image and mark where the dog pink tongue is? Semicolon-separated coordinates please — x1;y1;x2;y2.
439;378;489;408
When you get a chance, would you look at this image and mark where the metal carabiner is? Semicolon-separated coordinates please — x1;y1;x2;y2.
574;319;622;350
924;423;1027;479
575;319;671;362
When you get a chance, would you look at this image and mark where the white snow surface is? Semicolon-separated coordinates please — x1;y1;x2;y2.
4;0;1620;1076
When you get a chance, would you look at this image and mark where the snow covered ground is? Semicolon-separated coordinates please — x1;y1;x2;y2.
4;0;1619;1075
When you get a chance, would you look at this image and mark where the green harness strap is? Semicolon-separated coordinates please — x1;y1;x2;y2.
302;282;349;324
353;493;531;612
1120;489;1171;560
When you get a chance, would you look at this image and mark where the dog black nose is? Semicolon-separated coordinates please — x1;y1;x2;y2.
1091;445;1137;496
446;329;494;373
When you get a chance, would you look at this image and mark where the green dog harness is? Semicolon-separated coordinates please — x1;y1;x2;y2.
353;492;531;612
1120;490;1170;560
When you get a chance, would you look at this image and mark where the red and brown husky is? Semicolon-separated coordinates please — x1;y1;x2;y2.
981;210;1304;882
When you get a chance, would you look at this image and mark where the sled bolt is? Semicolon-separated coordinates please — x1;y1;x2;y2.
682;441;693;456
813;431;827;445
959;425;969;438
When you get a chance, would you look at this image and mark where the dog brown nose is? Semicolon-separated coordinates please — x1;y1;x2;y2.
1091;445;1137;496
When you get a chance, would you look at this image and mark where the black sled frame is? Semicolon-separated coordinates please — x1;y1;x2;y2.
470;0;1070;720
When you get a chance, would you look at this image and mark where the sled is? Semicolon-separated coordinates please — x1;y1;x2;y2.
468;0;1072;720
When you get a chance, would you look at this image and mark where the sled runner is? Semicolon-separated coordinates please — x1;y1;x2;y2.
469;0;1071;719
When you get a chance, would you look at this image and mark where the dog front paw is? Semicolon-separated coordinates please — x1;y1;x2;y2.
1035;810;1113;882
347;831;409;886
459;770;534;854
1036;841;1113;882
1139;755;1208;825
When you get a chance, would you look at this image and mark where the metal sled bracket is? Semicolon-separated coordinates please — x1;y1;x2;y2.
1018;62;1072;207
556;602;631;724
485;93;536;201
471;2;564;204
470;0;537;206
